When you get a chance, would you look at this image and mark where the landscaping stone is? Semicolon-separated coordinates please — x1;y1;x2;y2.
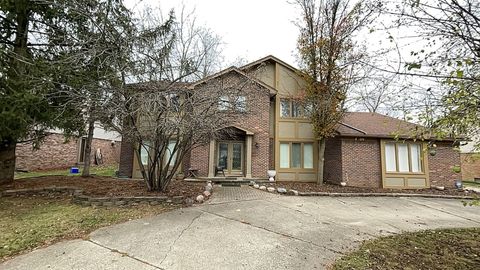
253;184;260;189
259;186;267;190
196;195;205;203
287;190;299;196
267;187;275;193
185;198;194;206
277;187;287;194
203;191;211;197
205;185;212;192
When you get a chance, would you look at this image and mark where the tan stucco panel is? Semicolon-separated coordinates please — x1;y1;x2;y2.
277;65;304;96
254;62;275;88
297;123;314;139
278;172;296;181
278;122;296;138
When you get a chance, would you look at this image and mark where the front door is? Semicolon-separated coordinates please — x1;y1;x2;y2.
218;141;243;176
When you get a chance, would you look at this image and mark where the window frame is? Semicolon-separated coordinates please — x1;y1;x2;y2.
383;141;425;174
279;141;315;170
279;98;307;119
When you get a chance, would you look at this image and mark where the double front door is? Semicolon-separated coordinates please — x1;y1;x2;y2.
218;141;243;175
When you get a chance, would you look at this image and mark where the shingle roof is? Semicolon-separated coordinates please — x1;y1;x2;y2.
336;112;421;139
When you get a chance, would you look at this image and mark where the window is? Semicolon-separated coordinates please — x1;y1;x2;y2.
280;143;290;168
280;99;306;118
384;142;423;173
165;141;177;164
292;101;303;118
140;141;151;166
168;94;180;112
218;96;246;112
280;99;291;118
279;142;314;169
235;96;246;112
218;96;229;111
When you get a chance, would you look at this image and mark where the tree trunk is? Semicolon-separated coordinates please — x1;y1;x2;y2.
82;120;95;177
317;138;326;184
0;142;16;184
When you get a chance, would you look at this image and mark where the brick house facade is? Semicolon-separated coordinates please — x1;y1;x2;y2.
16;128;121;171
118;55;461;189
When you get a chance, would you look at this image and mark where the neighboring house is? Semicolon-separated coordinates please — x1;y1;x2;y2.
16;123;121;171
460;138;480;181
118;55;461;189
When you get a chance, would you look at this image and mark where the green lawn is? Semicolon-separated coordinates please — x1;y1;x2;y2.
0;196;175;261
333;227;480;270
14;165;117;179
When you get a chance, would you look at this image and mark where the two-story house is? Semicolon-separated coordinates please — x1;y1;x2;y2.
118;55;461;189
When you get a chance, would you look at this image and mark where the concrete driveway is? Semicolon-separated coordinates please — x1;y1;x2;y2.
2;187;479;270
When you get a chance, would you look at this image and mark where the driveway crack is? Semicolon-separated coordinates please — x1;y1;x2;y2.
199;209;345;255
87;239;165;270
159;211;203;265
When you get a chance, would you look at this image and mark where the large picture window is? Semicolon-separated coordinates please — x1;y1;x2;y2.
384;142;423;173
279;142;314;169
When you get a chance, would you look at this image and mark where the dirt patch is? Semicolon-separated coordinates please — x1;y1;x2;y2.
0;176;205;198
271;182;473;196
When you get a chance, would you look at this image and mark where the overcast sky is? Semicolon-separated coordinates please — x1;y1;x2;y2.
125;0;301;67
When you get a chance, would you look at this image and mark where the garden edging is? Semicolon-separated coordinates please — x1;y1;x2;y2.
0;187;185;206
295;192;476;200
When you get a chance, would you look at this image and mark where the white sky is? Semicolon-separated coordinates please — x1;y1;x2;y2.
125;0;301;68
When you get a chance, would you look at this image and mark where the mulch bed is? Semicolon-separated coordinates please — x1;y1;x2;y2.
271;181;474;196
0;176;205;198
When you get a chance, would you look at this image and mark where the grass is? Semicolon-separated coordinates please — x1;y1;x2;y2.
464;181;480;188
0;196;176;261
14;165;117;179
332;227;480;270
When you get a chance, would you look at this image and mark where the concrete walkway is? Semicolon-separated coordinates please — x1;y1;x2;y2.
2;188;479;270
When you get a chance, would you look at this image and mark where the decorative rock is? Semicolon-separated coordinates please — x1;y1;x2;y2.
205;185;212;192
253;184;260;189
196;195;205;203
340;182;347;187
259;186;267;190
267;187;275;193
250;181;256;185
277;187;287;193
185;198;194;206
207;182;213;189
203;190;211;197
287;189;299;196
435;186;445;191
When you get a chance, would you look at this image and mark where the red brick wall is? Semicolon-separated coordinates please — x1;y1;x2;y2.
190;72;271;178
341;137;382;188
189;144;210;177
16;133;120;171
324;137;342;185
429;141;461;188
461;153;480;181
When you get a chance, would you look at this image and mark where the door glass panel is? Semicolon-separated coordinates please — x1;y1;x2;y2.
218;143;228;169
385;143;396;172
410;144;422;172
292;143;301;168
398;144;409;172
280;143;290;168
303;143;313;169
232;143;242;170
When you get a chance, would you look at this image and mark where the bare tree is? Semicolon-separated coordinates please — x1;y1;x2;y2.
108;72;260;191
294;0;377;184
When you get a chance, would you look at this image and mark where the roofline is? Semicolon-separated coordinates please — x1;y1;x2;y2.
190;66;277;95
337;133;458;142
239;55;299;73
339;122;367;135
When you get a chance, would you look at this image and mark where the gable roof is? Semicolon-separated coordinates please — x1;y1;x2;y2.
336;112;421;139
190;66;277;95
239;55;299;73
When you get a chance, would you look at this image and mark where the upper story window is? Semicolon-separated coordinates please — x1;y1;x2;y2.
218;96;247;112
280;98;306;118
